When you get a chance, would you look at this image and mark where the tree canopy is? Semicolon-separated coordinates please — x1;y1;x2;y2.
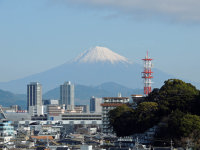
108;102;160;136
108;79;200;147
147;79;199;114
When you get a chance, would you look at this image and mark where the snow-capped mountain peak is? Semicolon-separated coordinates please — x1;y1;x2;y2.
73;46;131;64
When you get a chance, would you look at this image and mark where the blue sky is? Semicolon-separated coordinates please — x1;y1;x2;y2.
0;0;200;83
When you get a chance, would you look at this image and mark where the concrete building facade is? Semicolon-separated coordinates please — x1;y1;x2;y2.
27;82;43;116
47;105;65;120
90;97;102;113
60;81;74;110
101;96;129;134
0;120;15;144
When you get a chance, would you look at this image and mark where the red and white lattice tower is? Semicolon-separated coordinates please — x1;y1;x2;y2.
142;51;153;96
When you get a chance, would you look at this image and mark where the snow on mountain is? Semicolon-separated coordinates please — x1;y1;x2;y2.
73;46;131;64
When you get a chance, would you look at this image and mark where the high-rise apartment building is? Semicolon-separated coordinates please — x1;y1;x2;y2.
60;81;74;110
27;82;43;116
90;97;102;113
101;96;129;134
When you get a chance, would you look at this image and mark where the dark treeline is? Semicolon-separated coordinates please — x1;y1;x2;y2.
108;79;200;148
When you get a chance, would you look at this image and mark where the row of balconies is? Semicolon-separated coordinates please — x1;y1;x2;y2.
62;118;102;120
103;100;129;103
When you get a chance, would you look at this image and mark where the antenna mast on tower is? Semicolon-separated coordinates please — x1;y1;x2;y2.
142;51;153;96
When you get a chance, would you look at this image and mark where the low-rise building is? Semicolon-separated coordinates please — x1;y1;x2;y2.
76;105;89;113
131;95;145;105
0;120;15;144
47;104;65;120
81;145;92;150
61;113;101;122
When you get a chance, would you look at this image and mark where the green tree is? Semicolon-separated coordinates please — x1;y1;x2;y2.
134;102;160;133
108;102;160;136
112;110;135;136
148;79;199;114
108;79;200;143
108;104;133;128
179;114;200;137
191;93;200;116
168;110;185;137
168;111;200;147
156;110;200;146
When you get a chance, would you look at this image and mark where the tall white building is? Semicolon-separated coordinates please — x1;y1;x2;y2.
60;81;74;110
27;82;43;116
90;97;102;113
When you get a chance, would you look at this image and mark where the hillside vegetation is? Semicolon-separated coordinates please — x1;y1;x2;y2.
108;79;200;148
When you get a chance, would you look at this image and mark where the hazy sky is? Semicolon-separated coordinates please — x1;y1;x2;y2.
0;0;200;83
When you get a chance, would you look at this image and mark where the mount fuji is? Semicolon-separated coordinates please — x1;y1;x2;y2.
0;46;173;93
73;46;131;64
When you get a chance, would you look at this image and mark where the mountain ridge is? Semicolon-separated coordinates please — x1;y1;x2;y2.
0;82;143;108
0;89;26;108
43;82;143;104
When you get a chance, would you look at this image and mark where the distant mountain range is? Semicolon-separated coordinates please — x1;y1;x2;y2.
0;46;178;94
43;82;143;105
0;89;26;108
0;82;143;108
0;46;199;109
